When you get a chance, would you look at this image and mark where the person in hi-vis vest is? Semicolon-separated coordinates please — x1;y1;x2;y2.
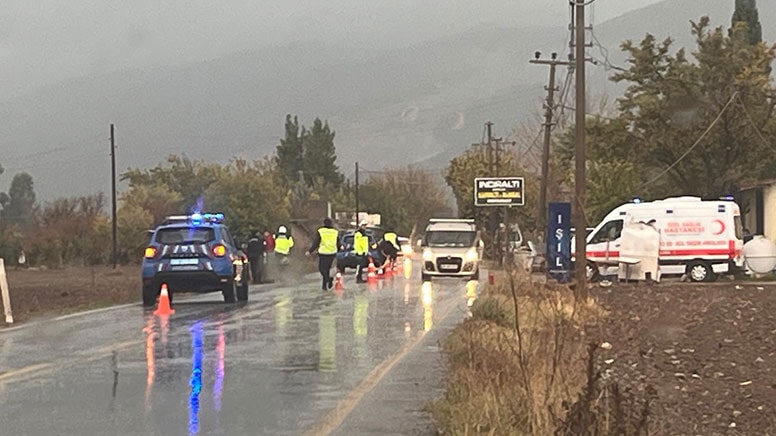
306;217;339;291
354;220;370;283
274;225;294;265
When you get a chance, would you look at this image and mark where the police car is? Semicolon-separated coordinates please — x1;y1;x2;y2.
141;212;249;306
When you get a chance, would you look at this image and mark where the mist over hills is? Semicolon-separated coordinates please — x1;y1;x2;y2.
0;0;771;201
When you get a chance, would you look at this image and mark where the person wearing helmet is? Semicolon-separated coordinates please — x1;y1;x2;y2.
274;225;294;265
353;220;370;283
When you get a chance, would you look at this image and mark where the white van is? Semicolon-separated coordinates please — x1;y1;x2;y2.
419;219;483;281
576;196;745;282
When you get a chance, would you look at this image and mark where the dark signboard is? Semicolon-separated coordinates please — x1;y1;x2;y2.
547;202;571;282
473;177;524;207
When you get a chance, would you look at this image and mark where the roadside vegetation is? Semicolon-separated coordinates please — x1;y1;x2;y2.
429;271;659;435
0;116;448;270
431;6;774;434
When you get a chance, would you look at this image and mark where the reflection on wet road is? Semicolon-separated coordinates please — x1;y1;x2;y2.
0;262;479;435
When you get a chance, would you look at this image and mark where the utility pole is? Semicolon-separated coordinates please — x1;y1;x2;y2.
110;124;118;270
573;0;588;292
485;122;499;263
354;162;359;226
530;52;573;233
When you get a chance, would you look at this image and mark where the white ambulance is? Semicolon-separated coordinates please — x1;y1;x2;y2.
576;196;745;282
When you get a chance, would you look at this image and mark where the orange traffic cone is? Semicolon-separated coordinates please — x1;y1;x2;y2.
367;259;378;284
334;272;344;291
153;283;175;315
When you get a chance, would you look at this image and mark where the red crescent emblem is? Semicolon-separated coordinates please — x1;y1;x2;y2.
712;219;726;235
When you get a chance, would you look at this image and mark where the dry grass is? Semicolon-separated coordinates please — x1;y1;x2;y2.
2;265;141;324
429;270;653;435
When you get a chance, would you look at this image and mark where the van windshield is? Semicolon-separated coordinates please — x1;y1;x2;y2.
426;231;476;247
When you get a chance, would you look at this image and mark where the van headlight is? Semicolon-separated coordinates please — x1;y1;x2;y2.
465;248;478;262
423;249;434;261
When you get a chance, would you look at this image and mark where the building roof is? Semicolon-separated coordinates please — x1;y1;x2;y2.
738;178;776;192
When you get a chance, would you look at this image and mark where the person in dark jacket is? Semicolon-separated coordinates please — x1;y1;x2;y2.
377;239;399;271
246;231;265;284
306;217;339;290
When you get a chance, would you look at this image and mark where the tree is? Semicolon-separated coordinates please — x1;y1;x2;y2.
27;194;109;267
360;166;450;236
301;118;343;188
556;117;647;222
276;114;305;183
117;202;154;264
121;155;224;211
2;172;36;227
732;0;762;45
120;184;183;225
610;17;776;197
203;158;291;240
445;149;539;232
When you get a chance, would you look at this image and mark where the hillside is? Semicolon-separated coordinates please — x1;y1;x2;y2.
0;0;772;201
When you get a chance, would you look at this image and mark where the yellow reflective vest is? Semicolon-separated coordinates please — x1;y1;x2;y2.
384;232;399;249
354;230;369;255
318;227;339;255
275;235;294;255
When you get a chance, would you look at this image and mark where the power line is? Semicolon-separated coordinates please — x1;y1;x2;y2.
636;91;739;190
736;93;776;152
589;30;627;72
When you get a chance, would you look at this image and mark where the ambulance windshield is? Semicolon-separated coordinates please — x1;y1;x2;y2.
589;220;623;244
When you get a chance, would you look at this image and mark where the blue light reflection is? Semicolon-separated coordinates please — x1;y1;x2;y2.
189;322;204;436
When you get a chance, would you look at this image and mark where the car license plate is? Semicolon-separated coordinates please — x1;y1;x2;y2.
440;264;458;270
171;258;199;266
171;265;200;271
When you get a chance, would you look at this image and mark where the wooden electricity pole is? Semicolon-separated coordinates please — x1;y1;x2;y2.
530;52;573;233
110;124;118;270
573;0;588;292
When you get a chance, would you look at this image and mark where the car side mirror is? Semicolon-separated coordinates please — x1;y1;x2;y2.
479;240;485;248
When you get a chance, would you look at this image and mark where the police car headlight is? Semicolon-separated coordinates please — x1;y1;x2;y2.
465;248;478;262
422;249;434;261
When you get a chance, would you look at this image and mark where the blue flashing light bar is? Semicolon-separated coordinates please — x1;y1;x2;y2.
632;197;642;204
163;212;225;226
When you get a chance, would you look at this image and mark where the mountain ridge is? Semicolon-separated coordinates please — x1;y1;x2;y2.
2;0;773;201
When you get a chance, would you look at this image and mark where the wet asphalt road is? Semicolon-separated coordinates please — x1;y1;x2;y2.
0;260;478;435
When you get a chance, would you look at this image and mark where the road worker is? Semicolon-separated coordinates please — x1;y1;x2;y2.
354;220;370;283
274;225;295;265
306;217;339;290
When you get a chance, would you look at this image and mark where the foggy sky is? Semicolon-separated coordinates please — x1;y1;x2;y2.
1;0;664;99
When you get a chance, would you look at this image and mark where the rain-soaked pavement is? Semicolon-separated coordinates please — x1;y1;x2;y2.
0;259;479;435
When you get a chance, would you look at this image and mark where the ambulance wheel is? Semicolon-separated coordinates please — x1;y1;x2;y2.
422;272;431;282
586;262;601;281
471;268;479;281
687;261;713;282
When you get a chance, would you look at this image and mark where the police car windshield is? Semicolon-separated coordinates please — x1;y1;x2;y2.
426;231;475;247
156;227;216;245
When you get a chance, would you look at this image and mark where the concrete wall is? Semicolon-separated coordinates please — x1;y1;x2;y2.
763;185;776;242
